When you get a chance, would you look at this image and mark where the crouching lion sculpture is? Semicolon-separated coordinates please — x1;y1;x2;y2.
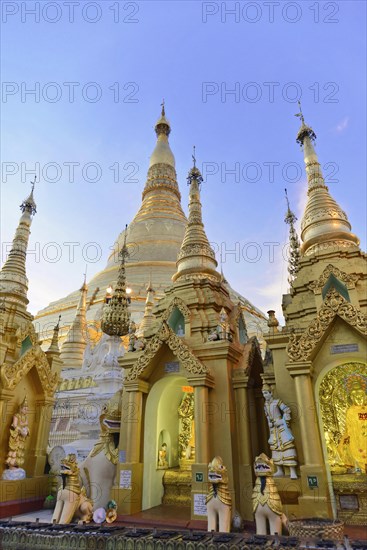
52;453;93;524
206;456;232;532
252;453;287;535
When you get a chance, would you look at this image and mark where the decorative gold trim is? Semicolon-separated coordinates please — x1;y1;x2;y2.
287;288;367;362
161;297;191;322
309;264;360;294
125;321;209;381
1;345;59;397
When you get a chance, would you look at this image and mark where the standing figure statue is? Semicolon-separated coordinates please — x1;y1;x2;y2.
262;383;298;479
340;377;367;473
158;443;168;469
3;396;30;480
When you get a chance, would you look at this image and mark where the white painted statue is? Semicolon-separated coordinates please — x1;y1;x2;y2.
262;383;298;479
206;456;232;533
252;453;287;535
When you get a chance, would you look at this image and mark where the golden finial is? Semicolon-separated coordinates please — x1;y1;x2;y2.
31;175;37;192
284;189;300;285
284;188;296;224
55;314;61;330
101;223;130;336
120;224;128;258
20;178;37;214
295;103;316;145
295;100;305;125
147;269;154;292
192;145;196;168
161;99;165;117
187;147;203;186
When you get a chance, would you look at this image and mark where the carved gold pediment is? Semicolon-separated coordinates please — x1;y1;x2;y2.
15;320;38;347
1;345;59;397
309;264;360;294
161;297;191;322
125;321;209;382
287;288;367;362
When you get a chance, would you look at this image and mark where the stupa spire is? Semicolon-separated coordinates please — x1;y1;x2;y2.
45;315;61;366
295;102;359;255
148;101;175;169
284;189;300;286
60;276;88;369
101;226;130;337
0;178;37;309
137;275;156;336
173;149;220;282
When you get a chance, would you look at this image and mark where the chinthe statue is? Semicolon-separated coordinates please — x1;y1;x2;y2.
206;456;232;533
252;453;286;535
262;383;298;479
52;454;93;524
2;396;30;480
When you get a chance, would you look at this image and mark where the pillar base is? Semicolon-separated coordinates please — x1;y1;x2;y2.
297;464;333;518
237;464;254;521
190;463;208;521
112;462;143;516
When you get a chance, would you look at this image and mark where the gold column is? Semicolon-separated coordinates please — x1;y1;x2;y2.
286;361;332;518
232;369;252;465
114;380;149;516
0;390;13;475
193;385;210;464
28;398;55;477
232;370;256;520
286;361;323;465
125;389;143;463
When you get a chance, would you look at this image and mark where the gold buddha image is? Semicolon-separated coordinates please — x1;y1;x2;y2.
339;377;367;473
320;367;367;475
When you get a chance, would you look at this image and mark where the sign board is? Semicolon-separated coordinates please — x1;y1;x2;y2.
119;450;126;463
165;361;180;373
195;472;204;483
307;475;318;489
193;493;207;516
119;470;132;489
339;494;359;511
330;344;358;355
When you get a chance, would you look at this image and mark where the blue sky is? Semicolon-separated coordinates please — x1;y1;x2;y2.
1;0;366;321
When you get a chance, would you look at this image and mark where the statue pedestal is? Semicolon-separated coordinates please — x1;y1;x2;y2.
162;468;191;506
1;468;26;481
0;474;50;518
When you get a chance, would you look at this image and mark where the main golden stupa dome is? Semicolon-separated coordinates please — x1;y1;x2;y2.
35;107;266;344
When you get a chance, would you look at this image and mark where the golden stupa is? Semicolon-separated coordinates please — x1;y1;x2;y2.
35;107;266;350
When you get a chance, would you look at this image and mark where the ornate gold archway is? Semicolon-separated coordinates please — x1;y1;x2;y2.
319;362;367;472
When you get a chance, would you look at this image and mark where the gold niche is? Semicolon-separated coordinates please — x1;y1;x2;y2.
319;362;367;474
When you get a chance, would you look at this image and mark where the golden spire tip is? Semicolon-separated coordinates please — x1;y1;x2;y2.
295;100;305;125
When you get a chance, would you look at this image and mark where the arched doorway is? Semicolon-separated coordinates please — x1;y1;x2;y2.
142;375;189;510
